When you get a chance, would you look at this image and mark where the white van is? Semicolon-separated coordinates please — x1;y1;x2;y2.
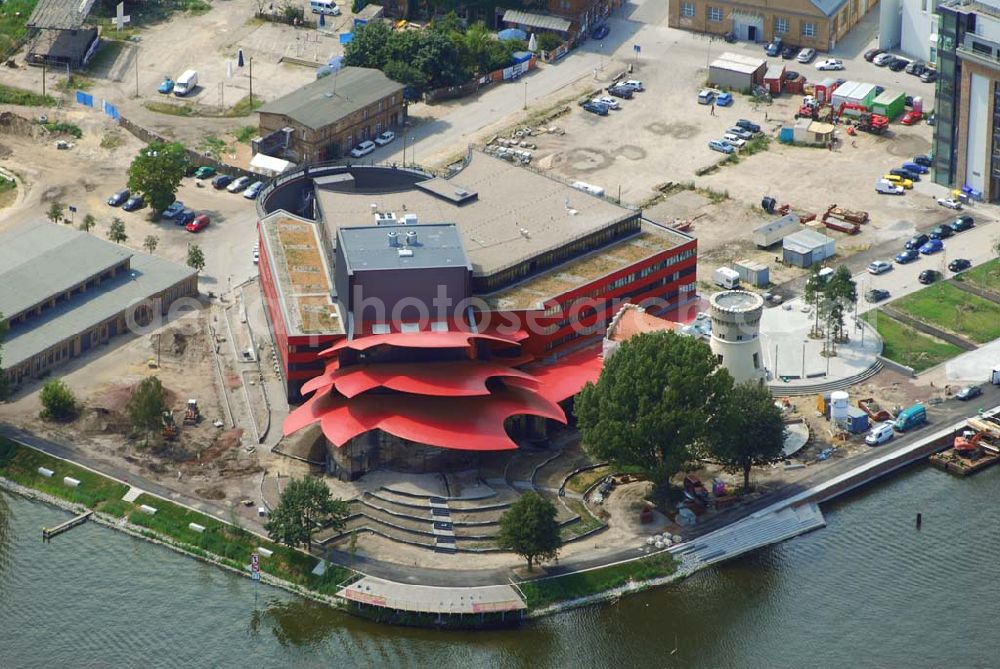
817;266;834;283
875;179;904;195
865;421;895;447
310;0;341;14
173;70;198;97
713;267;740;289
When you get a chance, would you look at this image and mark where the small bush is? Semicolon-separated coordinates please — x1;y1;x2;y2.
42;122;83;139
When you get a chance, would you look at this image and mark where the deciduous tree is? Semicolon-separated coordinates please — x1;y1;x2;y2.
126;376;167;445
78;213;97;233
108;217;127;244
127;141;188;215
576;332;733;497
709;381;786;491
40;379;78;422
265;476;348;551
46;201;65;224
143;234;159;254
187;244;205;272
497;492;562;570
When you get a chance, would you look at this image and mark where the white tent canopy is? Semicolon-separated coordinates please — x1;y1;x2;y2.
250;153;294;176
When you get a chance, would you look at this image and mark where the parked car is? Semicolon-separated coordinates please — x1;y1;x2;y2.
873;53;894;66
875;85;886;96
918;269;941;284
920;69;937;83
374;130;396;146
867;260;893;275
866;422;895;446
864;48;886;62
252;246;260;264
937;197;963;210
582;100;609;115
905;60;926;75
816;58;844;71
193;166;216;179
913;154;933;167
919;238;944;255
796;48;816;63
765;39;782;57
888;57;910;71
107;189;130;207
783;70;800;81
243;181;264;199
350;140;376;158
716;91;733;106
722;133;746;149
593;95;620;110
890;167;920;181
708;139;735;154
158;77;174;94
904;95;914;108
607;85;634;99
591;23;609;40
186;214;210;233
161;201;185;220
621;80;644;91
227;176;251;193
212;174;234;190
905;233;929;250
697;89;715;105
948;258;972;272
901;160;928;174
726;127;753;140
781;45;798;59
896;248;920;264
883;174;913;189
929;225;953;240
175;209;196;227
955;384;983;401
736;119;761;134
122;195;145;212
875;179;904;195
949;214;974;232
900;110;923;125
865;288;890;303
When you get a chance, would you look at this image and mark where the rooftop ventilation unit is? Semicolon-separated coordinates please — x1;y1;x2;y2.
387;231;399;247
374;211;398;225
405;230;418;245
402;213;418;226
397;248;414;257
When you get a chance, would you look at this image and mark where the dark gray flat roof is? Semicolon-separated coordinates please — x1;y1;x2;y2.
4;253;196;369
27;0;97;30
0;221;133;320
338;224;471;273
258;67;405;132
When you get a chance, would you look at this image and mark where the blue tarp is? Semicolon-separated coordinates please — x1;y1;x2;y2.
75;91;94;107
498;28;528;41
339;32;353;44
511;50;532;65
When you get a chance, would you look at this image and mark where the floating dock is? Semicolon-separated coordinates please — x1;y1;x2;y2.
42;510;93;541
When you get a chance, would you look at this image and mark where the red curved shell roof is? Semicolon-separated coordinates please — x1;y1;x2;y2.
301;360;538;398
285;385;565;451
319;330;525;357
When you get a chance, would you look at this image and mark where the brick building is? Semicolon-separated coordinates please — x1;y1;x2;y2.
257;67;406;164
668;0;879;52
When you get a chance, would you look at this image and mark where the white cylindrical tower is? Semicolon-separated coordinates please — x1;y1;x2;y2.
709;290;765;384
830;391;850;422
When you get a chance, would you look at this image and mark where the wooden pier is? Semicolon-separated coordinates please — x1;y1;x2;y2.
42;510;93;541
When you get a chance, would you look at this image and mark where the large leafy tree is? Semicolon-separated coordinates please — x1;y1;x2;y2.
576;332;733;494
826;265;857;343
497;492;562;571
127;141;188;215
126;376;167;445
343;20;393;70
709;381;786;491
266;477;349;551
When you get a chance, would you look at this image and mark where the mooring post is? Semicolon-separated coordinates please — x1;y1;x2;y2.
916;513;922;529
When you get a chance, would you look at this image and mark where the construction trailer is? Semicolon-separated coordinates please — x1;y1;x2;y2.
709;52;766;91
831;81;878;113
871;90;906;120
763;65;785;95
752;214;801;247
733;259;770;287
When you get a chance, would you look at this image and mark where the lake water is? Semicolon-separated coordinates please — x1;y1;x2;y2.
2;463;997;668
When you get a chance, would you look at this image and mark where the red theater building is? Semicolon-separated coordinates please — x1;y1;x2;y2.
256;151;697;478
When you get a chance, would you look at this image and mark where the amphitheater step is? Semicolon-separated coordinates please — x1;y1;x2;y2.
770;360;883;397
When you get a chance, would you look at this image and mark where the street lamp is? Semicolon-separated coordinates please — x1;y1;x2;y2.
523;80;528;110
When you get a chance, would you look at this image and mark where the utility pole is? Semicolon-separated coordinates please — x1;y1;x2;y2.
249;57;254;108
134;51;139;97
523;80;527;110
42;62;46;97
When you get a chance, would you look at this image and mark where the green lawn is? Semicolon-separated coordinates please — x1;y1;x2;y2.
560;499;605;539
0;0;37;59
959;257;1000;293
564;466;610;495
892;281;1000;344
0;438;128;512
519;551;677;609
0;437;353;594
862;312;964;372
0;83;56;108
